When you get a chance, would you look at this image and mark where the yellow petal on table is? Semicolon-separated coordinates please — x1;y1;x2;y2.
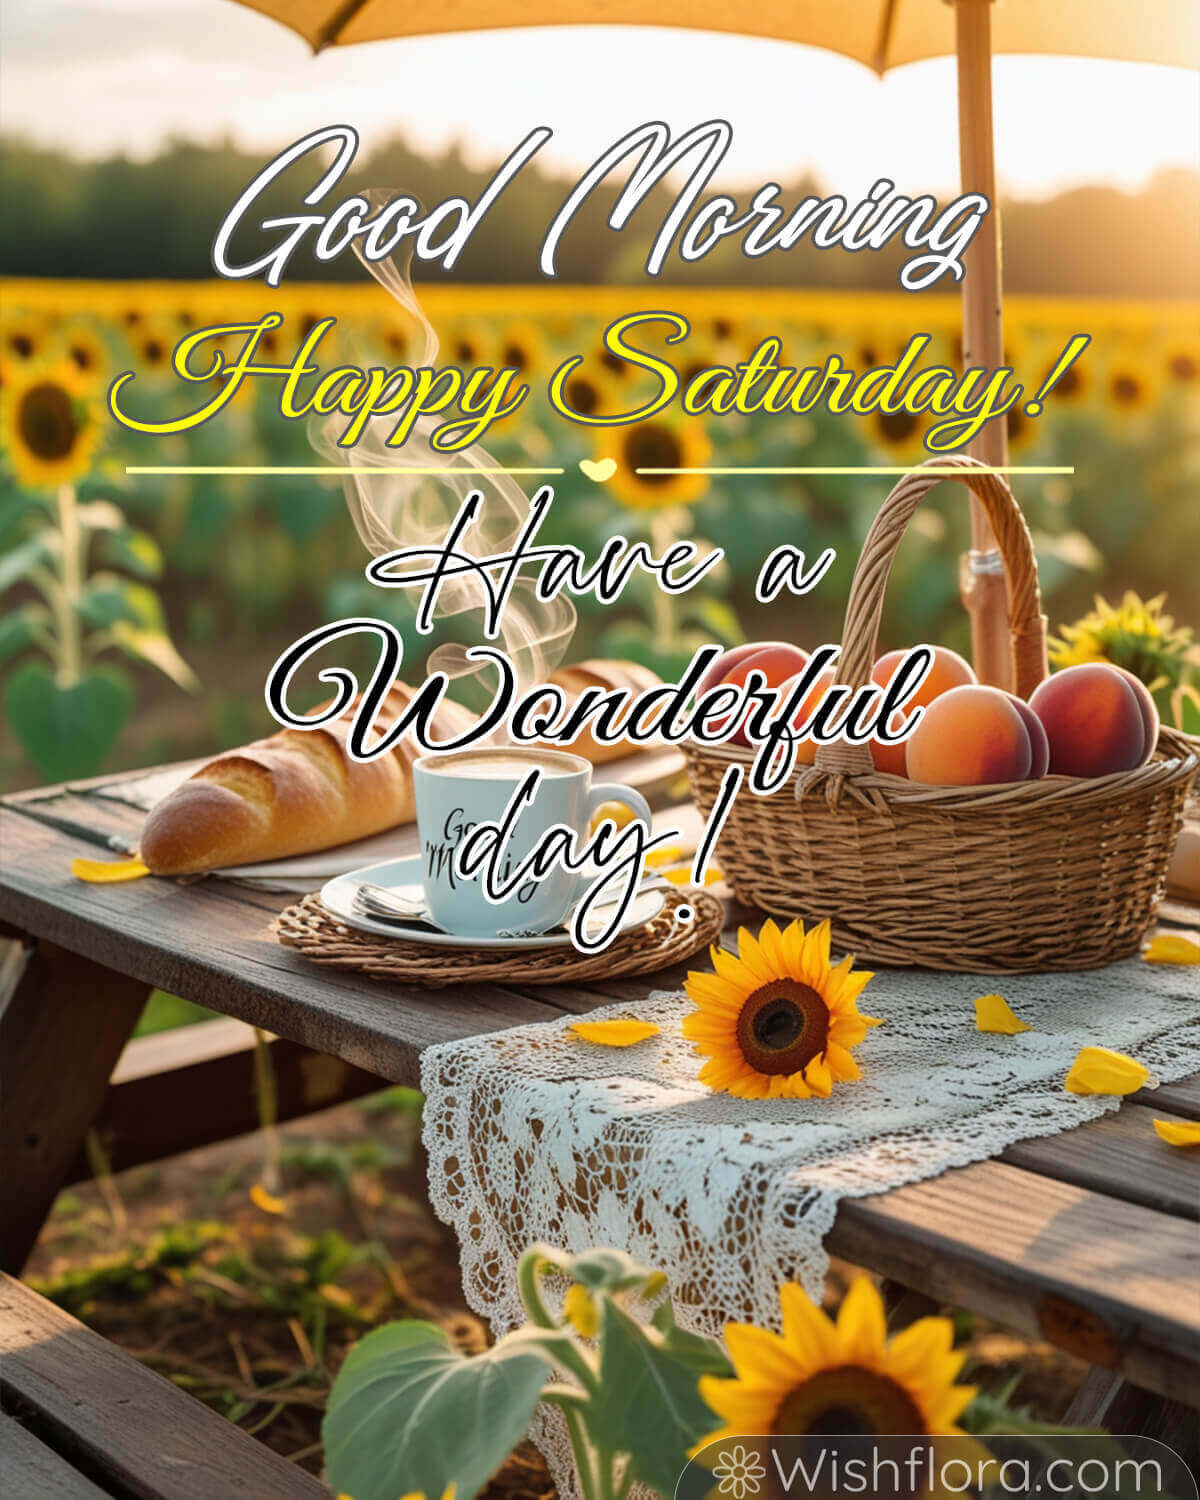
1142;934;1200;966
644;845;687;868
569;1018;660;1046
1064;1046;1154;1097
249;1182;287;1215
974;994;1032;1035
71;855;149;883
591;801;639;833
1153;1118;1200;1148
662;866;723;886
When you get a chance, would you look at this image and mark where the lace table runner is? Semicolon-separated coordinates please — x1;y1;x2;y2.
420;957;1199;1493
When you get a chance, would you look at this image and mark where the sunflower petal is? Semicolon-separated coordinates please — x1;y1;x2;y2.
696;1375;779;1429
250;1182;287;1215
72;856;150;883
802;919;832;979
1153;1118;1200;1147
1064;1046;1153;1096
804;1056;833;1098
1143;934;1200;966
756;919;788;973
825;1041;862;1081
886;1317;953;1380
779;1282;840;1365
725;1322;806;1385
974;993;1032;1035
735;927;779;985
836;1278;888;1363
712;944;758;989
569;1019;660;1046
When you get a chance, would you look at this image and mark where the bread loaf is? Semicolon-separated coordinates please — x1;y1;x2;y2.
544;659;664;764
139;686;475;874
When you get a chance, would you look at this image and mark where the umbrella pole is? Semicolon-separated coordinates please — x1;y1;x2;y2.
954;0;1014;690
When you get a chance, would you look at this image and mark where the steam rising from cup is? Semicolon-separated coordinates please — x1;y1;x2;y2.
308;190;576;719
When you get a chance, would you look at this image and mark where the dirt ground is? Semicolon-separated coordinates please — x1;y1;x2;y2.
25;1091;1090;1495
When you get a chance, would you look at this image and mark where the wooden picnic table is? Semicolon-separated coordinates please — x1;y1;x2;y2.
2;760;1199;1450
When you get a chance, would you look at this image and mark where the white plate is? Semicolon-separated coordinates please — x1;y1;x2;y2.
321;855;668;949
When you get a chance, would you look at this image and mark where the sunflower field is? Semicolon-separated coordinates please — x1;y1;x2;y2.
2;277;1197;785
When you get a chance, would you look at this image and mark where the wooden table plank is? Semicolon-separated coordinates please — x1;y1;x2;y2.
826;1159;1200;1404
0;1274;330;1498
0;807;582;1086
0;1415;114;1500
1138;1074;1200;1121
1000;1103;1200;1221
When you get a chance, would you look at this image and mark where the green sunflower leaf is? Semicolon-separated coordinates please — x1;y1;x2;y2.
323;1319;551;1500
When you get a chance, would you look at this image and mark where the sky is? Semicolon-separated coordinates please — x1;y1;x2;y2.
2;0;1197;200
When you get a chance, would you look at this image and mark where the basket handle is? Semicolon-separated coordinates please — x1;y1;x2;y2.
813;456;1048;778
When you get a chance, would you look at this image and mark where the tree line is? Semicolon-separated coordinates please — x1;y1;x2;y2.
1;132;1195;296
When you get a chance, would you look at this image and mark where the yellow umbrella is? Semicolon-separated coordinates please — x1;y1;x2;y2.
235;0;1200;686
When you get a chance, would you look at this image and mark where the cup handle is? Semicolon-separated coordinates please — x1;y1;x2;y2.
586;782;652;831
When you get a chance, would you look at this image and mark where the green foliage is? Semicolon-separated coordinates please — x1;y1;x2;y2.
590;1297;729;1495
325;1321;552;1500
4;659;133;779
133;991;217;1038
322;1244;732;1500
1;485;196;779
31;1220;232;1315
965;1376;1100;1437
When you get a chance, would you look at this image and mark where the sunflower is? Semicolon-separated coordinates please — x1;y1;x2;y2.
1104;355;1159;415
607;417;712;510
447;323;492;368
1;360;101;488
373;315;410;360
698;1278;976;1444
1004;400;1037;454
495;318;546;378
683;919;880;1099
61;322;108;390
1049;590;1192;695
869;406;926;459
593;337;636;382
132;318;176;373
1163;339;1200;387
1040;355;1089;405
559;355;622;419
2;313;48;365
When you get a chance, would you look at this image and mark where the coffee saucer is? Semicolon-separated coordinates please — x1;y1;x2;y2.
321;856;668;949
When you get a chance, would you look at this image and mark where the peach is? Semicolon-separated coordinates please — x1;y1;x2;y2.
1115;666;1160;761
906;685;1034;786
697;641;792;697
870;645;977;776
778;668;837;765
1008;695;1050;780
719;644;810;745
1029;663;1157;778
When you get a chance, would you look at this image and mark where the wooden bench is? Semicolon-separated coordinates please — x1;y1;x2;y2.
0;1273;331;1498
65;1015;388;1185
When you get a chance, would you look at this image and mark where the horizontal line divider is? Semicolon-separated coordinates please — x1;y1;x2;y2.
127;464;1074;477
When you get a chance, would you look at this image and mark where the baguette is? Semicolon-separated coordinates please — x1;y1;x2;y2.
139;686;475;874
543;659;664;765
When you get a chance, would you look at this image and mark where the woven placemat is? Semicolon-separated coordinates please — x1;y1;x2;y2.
271;887;724;987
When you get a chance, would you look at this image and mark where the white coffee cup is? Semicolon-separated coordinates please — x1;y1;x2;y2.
412;747;652;938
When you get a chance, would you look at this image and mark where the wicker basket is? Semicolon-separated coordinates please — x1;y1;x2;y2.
684;456;1198;972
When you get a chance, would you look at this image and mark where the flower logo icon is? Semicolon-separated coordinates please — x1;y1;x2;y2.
712;1442;766;1498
